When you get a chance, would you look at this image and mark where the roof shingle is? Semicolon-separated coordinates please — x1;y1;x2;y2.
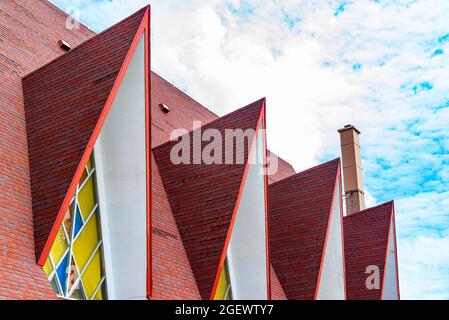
269;158;340;299
343;201;394;300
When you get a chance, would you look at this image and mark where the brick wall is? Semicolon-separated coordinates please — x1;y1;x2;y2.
0;0;93;299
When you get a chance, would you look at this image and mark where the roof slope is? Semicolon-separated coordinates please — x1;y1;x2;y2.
269;158;340;299
151;153;201;299
22;6;148;260
153;99;264;299
343;201;393;300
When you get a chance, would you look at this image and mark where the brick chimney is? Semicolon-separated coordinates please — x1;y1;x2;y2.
338;125;365;215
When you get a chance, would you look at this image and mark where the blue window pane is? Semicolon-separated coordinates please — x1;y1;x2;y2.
56;253;69;294
74;205;84;237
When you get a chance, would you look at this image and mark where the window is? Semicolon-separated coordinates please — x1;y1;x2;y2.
214;259;232;300
43;156;106;300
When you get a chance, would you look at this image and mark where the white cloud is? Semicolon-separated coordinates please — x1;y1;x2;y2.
50;0;449;299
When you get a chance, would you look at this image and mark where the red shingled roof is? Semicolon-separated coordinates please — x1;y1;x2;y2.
269;158;340;299
343;201;394;300
153;99;265;299
22;6;149;263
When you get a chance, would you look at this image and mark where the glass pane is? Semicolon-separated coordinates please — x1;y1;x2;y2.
50;276;61;295
50;226;69;266
73;205;84;238
68;257;85;300
78;174;95;220
80;169;88;185
56;252;70;294
62;204;73;240
214;260;232;300
43;258;53;277
86;157;93;173
73;212;100;271
81;250;103;300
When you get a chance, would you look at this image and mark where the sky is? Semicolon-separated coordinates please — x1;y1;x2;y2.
50;0;449;299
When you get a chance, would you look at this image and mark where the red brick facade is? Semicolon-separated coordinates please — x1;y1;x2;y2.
0;0;94;300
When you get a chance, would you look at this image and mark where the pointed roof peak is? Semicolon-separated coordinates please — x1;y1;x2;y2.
23;6;149;80
153;97;265;152
24;5;149;262
153;99;265;299
270;157;340;187
269;158;341;299
343;200;395;299
344;200;394;220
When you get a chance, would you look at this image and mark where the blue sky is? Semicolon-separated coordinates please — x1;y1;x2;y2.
50;0;449;299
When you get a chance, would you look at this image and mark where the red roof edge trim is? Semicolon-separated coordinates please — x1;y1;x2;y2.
380;203;397;300
313;159;341;300
23;5;150;80
340;168;347;300
37;7;151;267
392;203;401;299
145;6;152;300
262;105;271;300
209;99;266;300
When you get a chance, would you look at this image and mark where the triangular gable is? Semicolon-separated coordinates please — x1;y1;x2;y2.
382;206;400;300
343;201;394;300
269;158;340;299
212;119;270;300
153;99;266;299
315;165;346;299
22;6;150;268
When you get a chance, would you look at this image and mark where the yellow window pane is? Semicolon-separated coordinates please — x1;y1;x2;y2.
214;261;232;300
73;212;100;271
50;226;69;266
81;250;103;300
80;169;88;186
78;175;96;220
43;258;53;277
86;157;93;173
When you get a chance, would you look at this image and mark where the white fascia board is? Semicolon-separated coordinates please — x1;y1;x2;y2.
382;217;399;300
226;128;268;300
316;182;346;300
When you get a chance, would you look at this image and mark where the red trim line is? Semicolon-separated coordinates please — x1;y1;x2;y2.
380;205;398;300
338;162;347;300
209;103;265;300
392;203;401;300
262;102;271;300
144;7;152;300
314;162;341;300
37;9;151;268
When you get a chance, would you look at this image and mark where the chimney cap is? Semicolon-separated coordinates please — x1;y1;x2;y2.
338;124;361;134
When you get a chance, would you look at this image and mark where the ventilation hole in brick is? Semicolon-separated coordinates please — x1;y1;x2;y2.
160;103;170;114
58;39;71;52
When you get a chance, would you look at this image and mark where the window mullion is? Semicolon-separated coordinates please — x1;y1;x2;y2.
90;276;106;300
